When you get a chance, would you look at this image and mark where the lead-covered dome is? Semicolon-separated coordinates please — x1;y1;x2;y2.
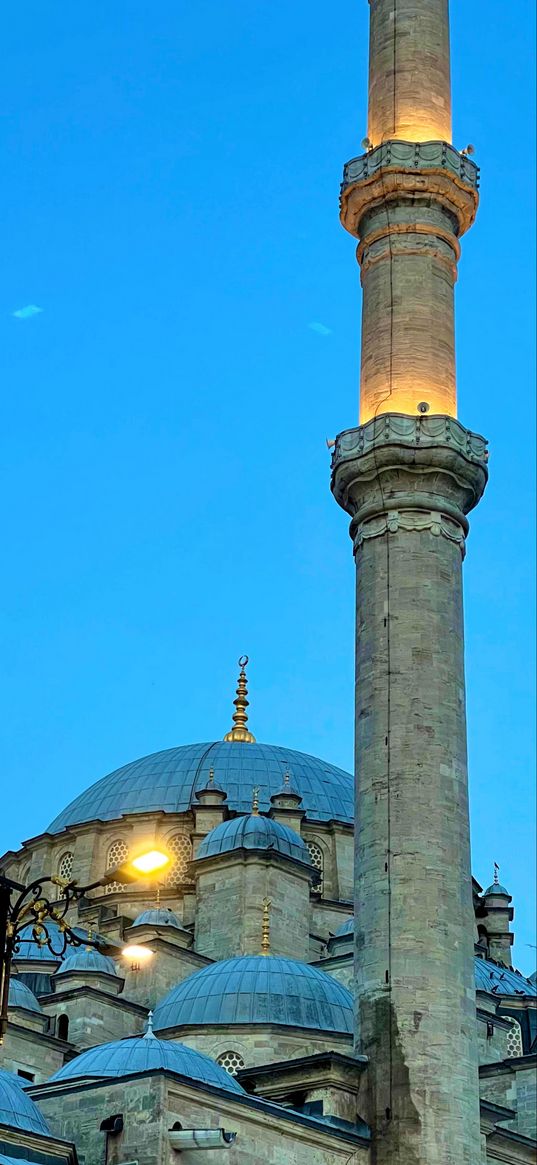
475;959;537;997
0;1068;50;1134
132;908;182;929
49;1032;243;1092
196;814;310;864
47;742;353;834
8;979;42;1013
153;955;353;1034
55;948;118;978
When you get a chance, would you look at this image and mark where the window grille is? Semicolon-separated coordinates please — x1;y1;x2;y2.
306;841;324;891
506;1021;523;1059
105;840;129;893
217;1050;245;1076
162;835;192;886
58;852;73;880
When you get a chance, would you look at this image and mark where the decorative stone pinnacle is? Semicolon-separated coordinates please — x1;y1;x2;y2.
260;897;271;956
251;786;260;816
223;656;256;743
145;1010;155;1039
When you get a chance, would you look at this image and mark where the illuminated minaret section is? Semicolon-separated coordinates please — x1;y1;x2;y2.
331;3;488;1163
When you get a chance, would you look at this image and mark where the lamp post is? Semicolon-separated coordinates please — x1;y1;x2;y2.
0;848;170;1043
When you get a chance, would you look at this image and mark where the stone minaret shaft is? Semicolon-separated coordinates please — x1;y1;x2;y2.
350;0;476;425
332;2;488;1162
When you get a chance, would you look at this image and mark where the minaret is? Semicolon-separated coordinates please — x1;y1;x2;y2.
332;3;488;1163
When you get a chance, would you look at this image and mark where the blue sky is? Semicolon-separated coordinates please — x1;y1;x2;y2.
2;3;535;969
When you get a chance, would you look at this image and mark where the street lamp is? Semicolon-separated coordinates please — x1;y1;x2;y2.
0;847;170;1043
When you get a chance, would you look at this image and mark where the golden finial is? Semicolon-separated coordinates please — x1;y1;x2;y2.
223;656;256;743
251;786;260;816
261;897;271;956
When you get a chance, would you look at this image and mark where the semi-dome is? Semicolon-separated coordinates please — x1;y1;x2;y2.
55;947;117;977
132;908;182;929
0;1068;50;1134
475;958;537;998
153;955;353;1034
196;814;310;864
49;1030;243;1093
46;741;353;834
8;979;42;1013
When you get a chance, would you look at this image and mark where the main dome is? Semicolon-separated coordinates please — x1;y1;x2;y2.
47;741;353;834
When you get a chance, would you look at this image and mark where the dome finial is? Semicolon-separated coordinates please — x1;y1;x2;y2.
223;656;256;743
251;786;260;816
145;1010;156;1039
261;897;271;956
494;861;500;885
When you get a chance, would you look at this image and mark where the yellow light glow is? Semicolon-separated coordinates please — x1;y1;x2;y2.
130;850;170;875
121;944;154;963
360;385;456;426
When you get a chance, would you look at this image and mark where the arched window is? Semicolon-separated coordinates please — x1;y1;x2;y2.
57;1014;69;1041
162;835;192;887
105;840;129;894
217;1050;245;1076
306;841;324;892
56;852;74;898
57;852;73;876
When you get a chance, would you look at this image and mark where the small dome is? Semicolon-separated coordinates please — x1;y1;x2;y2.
335;917;354;937
196;815;309;864
475;958;537;997
49;1033;243;1093
14;922;89;964
483;882;511;898
132;908;182;929
153;955;353;1034
8;979;42;1013
14;922;63;964
55;947;117;977
0;1068;50;1134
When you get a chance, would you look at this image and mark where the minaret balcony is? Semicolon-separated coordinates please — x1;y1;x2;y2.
340;139;479;239
330;413;488;550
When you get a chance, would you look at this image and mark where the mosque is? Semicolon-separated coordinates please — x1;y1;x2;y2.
0;2;535;1164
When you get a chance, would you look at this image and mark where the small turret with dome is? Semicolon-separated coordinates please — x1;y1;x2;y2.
480;865;515;967
193;796;314;962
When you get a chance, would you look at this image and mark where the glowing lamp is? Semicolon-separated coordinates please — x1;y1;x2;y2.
121;944;154;971
130;850;170;876
102;848;171;887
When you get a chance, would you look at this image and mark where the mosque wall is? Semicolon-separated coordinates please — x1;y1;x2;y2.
175;1025;353;1070
195;856;310;961
40;988;146;1049
36;1075;370;1165
479;1062;537;1141
1;1025;65;1084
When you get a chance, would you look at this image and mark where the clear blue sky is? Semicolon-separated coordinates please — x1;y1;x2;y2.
2;3;535;969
